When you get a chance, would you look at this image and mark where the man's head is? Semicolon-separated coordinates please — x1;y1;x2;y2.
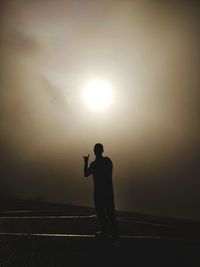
94;143;104;157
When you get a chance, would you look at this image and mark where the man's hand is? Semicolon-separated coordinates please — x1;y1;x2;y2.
83;154;90;163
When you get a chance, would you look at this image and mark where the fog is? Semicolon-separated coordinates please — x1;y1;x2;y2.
0;0;199;219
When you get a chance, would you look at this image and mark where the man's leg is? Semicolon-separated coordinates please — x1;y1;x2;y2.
106;197;119;240
94;194;108;234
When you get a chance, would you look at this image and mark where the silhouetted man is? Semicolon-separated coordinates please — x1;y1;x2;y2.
83;143;119;247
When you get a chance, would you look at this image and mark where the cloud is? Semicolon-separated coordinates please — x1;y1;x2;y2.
41;76;71;113
0;28;41;52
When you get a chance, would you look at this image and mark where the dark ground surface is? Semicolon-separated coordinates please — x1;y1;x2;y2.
0;199;200;266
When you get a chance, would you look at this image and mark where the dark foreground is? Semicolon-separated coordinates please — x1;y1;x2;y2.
0;200;200;266
0;235;199;267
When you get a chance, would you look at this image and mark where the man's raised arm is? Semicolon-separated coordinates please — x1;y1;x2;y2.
83;154;91;177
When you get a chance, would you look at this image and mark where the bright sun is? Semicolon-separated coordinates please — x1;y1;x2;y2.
83;79;113;111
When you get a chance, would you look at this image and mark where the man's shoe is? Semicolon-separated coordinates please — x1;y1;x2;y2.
95;231;108;238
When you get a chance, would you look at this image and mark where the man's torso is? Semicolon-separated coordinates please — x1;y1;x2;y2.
90;156;114;197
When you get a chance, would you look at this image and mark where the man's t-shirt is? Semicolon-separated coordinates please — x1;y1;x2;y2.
89;156;114;197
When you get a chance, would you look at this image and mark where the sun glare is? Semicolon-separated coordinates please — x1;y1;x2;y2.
83;79;113;111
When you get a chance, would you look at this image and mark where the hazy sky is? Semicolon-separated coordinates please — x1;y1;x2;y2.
0;0;199;219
